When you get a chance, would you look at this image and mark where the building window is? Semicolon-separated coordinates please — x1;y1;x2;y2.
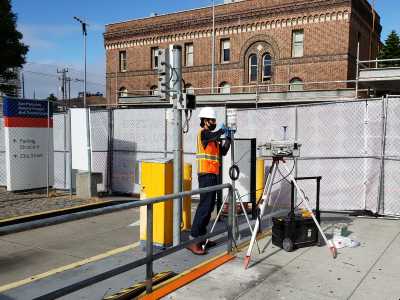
292;30;304;58
185;43;194;67
219;82;231;94
119;51;127;72
221;39;230;63
262;53;272;81
289;78;304;91
184;84;194;94
119;87;128;97
151;47;159;69
248;54;258;82
150;85;159;96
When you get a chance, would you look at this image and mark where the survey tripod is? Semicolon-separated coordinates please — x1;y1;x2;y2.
204;126;260;252
243;155;337;269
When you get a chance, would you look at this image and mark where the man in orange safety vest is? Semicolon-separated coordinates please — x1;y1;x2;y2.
186;107;231;255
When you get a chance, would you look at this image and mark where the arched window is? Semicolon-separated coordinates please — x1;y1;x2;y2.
248;54;258;82
184;84;195;95
219;82;231;94
119;87;128;97
150;85;159;96
263;53;272;81
289;78;304;91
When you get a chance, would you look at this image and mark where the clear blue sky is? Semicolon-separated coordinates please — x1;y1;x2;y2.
10;0;400;97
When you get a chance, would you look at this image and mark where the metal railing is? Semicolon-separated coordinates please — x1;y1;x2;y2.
116;79;357;100
359;58;400;70
35;183;234;300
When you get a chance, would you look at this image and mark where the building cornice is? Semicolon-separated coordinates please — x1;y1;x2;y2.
105;7;350;51
105;0;350;40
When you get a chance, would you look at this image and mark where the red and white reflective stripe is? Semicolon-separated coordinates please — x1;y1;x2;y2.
4;117;53;128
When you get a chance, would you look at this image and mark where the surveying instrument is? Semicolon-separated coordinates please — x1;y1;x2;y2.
243;128;337;269
204;110;261;251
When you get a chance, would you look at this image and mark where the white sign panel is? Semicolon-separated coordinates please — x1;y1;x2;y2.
3;98;54;191
71;108;90;171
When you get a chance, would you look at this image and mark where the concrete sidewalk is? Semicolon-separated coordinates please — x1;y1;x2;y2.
165;216;400;300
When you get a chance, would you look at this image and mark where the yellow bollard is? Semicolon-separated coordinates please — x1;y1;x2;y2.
182;163;192;231
256;159;265;204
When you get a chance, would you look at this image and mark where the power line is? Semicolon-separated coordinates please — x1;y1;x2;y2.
22;70;106;86
25;61;104;79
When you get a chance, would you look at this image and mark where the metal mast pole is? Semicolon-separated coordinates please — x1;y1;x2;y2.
74;16;92;196
170;45;183;246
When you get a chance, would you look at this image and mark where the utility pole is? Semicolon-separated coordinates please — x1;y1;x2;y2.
66;77;71;107
57;68;69;100
170;45;183;246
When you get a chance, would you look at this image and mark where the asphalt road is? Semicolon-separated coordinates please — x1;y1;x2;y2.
0;207;140;286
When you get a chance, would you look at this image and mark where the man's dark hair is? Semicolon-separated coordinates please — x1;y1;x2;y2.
200;118;206;128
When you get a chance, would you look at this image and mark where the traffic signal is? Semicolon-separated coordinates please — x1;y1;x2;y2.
157;49;170;101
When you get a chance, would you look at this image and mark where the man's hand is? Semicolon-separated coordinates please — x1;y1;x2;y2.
221;124;234;139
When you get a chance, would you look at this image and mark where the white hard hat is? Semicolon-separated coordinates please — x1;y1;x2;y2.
199;107;217;120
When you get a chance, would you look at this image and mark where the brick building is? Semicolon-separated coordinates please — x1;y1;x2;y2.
104;0;381;104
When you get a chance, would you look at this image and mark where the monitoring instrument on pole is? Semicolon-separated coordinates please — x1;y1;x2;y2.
179;93;196;110
157;49;170;101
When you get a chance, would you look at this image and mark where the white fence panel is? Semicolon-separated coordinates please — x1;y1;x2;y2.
0;115;5;186
91;110;109;192
112;109;166;194
383;98;400;216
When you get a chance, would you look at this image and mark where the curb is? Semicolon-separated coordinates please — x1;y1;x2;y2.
0;201;138;235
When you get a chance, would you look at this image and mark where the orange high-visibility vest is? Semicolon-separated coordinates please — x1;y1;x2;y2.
196;129;221;175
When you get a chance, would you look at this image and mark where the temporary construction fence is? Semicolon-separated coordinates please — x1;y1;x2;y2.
0;96;399;216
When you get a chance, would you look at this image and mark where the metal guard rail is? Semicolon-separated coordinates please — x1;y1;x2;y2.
35;183;234;300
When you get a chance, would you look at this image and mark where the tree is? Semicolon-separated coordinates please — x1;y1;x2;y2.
47;93;58;101
0;0;29;95
379;30;400;67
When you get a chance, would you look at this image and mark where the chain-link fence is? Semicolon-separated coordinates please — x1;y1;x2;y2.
233;97;400;216
381;96;400;216
1;97;399;216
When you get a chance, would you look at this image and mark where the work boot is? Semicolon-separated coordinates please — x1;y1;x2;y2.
202;240;217;249
186;242;206;255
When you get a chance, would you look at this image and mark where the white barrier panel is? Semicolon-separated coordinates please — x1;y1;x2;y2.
3;98;53;191
71;108;89;171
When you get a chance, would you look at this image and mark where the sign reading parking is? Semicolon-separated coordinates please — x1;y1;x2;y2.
3;98;54;191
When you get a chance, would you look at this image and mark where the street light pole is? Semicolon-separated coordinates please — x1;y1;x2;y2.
74;17;88;107
74;16;92;197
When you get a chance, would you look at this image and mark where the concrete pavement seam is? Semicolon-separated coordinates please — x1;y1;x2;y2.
346;228;400;300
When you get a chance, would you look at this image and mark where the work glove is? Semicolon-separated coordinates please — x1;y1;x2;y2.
220;124;230;137
221;124;235;139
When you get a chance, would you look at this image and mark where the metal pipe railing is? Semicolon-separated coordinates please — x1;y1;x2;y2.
35;183;233;300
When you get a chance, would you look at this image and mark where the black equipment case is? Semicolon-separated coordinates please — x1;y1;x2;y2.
272;177;322;252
